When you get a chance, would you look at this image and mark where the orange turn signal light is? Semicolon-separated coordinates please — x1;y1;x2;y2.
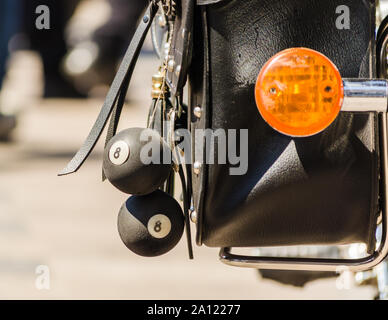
255;48;344;137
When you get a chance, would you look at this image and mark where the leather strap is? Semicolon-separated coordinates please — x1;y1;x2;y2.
102;75;130;181
59;1;158;176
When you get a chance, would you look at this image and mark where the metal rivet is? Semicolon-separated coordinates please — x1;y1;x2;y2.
157;15;166;28
143;15;149;23
190;210;198;224
193;162;202;175
175;65;181;76
167;59;175;72
193;105;202;119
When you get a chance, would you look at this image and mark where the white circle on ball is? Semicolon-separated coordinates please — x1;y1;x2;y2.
147;214;171;239
109;141;129;165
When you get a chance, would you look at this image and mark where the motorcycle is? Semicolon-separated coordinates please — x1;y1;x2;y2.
60;0;388;299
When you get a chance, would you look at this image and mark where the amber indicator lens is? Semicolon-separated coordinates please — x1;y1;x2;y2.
255;48;344;137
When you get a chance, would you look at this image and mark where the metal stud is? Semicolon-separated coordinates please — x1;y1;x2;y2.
193;105;202;119
190;210;198;224
193;161;202;175
157;15;166;28
167;59;175;72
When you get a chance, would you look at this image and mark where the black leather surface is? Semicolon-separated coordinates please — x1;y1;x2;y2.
166;0;195;96
191;0;379;248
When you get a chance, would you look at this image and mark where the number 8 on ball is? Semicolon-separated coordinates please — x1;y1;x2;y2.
109;140;130;165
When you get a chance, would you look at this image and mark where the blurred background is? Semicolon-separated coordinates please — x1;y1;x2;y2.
0;0;378;299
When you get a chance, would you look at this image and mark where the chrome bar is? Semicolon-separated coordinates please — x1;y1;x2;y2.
342;79;388;112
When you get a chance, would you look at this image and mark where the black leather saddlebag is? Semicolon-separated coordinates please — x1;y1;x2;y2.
189;0;379;250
